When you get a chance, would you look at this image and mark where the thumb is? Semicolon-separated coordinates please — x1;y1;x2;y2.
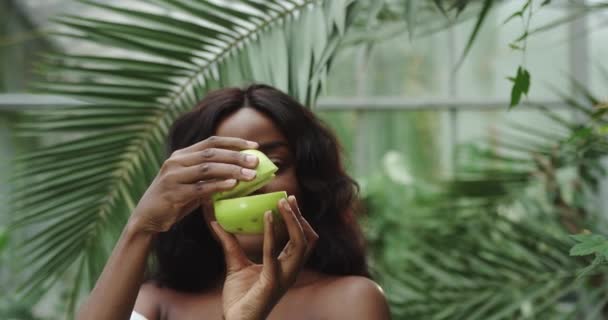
210;221;251;273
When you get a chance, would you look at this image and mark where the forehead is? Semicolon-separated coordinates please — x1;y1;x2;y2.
215;107;286;143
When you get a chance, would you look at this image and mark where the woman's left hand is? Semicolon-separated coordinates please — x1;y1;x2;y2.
210;195;318;320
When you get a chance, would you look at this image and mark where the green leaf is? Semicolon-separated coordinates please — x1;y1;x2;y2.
576;255;604;278
514;30;529;42
508;43;523;50
9;0;357;311
431;0;448;18
503;0;530;25
456;0;495;69
508;66;531;109
570;233;608;257
0;227;8;253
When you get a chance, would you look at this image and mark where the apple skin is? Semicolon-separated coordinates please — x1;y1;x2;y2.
214;191;287;234
212;149;286;234
213;149;278;201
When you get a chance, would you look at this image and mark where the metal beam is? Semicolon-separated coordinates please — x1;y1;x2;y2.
0;93;572;112
315;97;570;111
0;94;85;110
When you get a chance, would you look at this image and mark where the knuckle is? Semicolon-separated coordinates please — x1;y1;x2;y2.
199;163;212;174
206;135;218;144
194;180;206;192
161;159;177;172
160;171;177;184
201;148;215;159
159;164;170;175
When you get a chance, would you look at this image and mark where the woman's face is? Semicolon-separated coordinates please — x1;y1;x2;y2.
202;107;299;261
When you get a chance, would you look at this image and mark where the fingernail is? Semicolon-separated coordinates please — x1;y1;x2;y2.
245;154;258;164
266;211;273;223
288;195;296;202
241;168;256;179
224;179;237;186
247;141;259;148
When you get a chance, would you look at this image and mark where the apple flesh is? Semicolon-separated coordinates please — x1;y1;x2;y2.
213;149;286;234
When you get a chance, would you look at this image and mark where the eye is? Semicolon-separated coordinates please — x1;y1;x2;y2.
270;158;285;172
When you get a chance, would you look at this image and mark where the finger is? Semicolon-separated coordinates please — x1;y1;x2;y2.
287;196;318;240
173;148;259;168
199;199;215;223
184;136;258;153
278;198;306;250
276;199;307;274
181;178;237;199
173;162;257;184
287;196;318;259
210;221;251;273
262;211;279;281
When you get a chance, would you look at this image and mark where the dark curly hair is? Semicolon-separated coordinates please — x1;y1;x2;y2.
150;84;370;292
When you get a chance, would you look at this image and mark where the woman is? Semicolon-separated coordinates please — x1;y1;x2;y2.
77;84;391;320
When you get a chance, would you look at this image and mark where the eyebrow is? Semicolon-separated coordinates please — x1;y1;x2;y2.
258;141;288;153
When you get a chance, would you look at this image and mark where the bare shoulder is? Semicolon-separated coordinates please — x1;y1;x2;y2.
323;276;388;303
133;282;167;320
315;276;391;320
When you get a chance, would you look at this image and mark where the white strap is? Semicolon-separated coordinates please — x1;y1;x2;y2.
130;311;149;320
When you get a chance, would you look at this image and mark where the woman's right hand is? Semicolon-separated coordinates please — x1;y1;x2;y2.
129;136;260;234
211;196;319;320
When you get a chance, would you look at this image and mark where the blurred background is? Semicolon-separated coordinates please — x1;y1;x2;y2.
2;0;608;319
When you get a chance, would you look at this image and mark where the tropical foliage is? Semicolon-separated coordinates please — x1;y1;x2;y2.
8;0;356;315
4;0;608;319
362;76;608;318
6;1;500;313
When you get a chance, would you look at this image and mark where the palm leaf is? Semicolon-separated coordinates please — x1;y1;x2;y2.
363;69;608;319
9;0;356;311
343;0;495;48
452;0;494;68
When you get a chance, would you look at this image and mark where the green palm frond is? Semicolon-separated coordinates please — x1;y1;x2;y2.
9;0;356;312
344;0;498;48
387;213;584;319
364;72;608;319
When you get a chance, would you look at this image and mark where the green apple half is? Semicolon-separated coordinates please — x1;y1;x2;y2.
213;149;287;234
